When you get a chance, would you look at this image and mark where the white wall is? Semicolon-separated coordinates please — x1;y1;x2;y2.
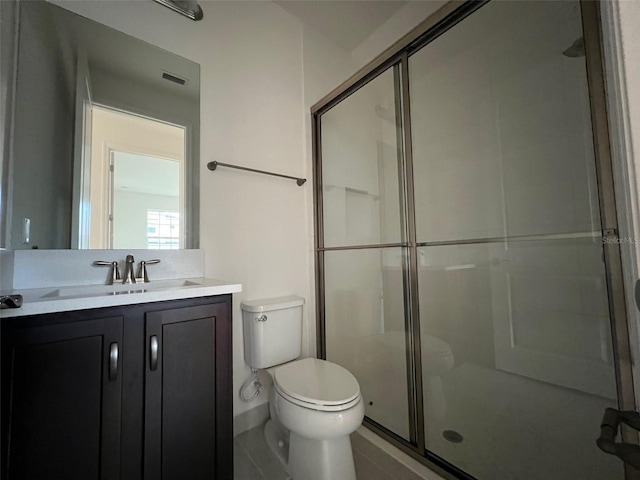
198;1;309;420
352;1;445;68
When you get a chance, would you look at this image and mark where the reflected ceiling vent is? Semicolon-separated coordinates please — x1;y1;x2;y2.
153;0;203;21
162;71;187;86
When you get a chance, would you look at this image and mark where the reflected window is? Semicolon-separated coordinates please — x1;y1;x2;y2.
147;210;180;249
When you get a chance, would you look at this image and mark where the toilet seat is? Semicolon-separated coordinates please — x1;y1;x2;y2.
274;358;361;412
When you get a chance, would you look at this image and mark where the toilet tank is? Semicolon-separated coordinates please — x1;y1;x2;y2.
241;296;305;369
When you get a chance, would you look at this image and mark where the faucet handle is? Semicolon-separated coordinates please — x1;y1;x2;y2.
93;261;121;285
137;259;161;283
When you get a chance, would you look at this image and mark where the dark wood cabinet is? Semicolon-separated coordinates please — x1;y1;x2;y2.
1;295;232;480
1;315;122;480
144;303;232;480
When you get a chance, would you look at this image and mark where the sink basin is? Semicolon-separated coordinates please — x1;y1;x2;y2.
41;279;203;299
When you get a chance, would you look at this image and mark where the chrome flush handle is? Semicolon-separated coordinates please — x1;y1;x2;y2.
255;315;268;322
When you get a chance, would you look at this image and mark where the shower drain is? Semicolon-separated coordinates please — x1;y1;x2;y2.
442;430;464;443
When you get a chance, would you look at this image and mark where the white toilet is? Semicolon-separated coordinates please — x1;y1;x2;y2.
241;296;364;480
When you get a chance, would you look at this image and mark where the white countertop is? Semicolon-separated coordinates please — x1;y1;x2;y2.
0;277;242;318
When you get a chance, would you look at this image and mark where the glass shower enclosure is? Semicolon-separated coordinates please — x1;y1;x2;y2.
313;1;636;479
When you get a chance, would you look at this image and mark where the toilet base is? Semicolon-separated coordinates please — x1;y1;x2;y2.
264;418;289;465
264;419;357;480
288;431;357;480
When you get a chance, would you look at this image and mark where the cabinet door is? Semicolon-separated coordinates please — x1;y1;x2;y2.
144;301;232;480
1;316;123;480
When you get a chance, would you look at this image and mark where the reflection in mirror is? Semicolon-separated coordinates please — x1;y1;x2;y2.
89;107;186;249
113;153;182;250
1;0;200;250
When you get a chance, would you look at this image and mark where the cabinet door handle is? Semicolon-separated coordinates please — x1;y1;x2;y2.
150;335;158;371
109;342;118;381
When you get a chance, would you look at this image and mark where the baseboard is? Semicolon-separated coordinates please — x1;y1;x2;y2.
233;402;270;436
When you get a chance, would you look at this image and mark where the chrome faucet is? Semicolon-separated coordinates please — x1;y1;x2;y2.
95;255;161;285
137;259;161;283
93;260;121;285
123;255;161;284
123;255;136;284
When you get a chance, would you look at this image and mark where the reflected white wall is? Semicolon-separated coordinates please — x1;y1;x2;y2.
112;191;178;249
321;68;401;248
11;1;75;249
410;1;600;243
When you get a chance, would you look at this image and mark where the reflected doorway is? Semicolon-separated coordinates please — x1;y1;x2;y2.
83;106;185;249
111;152;182;249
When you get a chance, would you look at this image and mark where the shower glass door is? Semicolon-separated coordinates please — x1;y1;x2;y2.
320;67;413;441
316;1;634;479
409;1;622;479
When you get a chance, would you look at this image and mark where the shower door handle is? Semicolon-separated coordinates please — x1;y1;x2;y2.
596;407;640;468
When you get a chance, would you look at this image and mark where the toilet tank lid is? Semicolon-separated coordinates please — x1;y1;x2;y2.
240;295;305;313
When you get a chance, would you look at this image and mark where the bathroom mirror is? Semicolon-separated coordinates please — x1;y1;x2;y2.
0;0;200;250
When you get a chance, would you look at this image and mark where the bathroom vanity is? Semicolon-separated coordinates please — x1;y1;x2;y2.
0;268;240;480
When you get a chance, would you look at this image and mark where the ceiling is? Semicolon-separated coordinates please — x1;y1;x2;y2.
275;1;408;52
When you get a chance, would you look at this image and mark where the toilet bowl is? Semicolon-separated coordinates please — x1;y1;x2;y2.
265;358;364;480
241;297;364;480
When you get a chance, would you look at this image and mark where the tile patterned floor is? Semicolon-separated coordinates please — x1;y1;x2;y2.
234;424;426;480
